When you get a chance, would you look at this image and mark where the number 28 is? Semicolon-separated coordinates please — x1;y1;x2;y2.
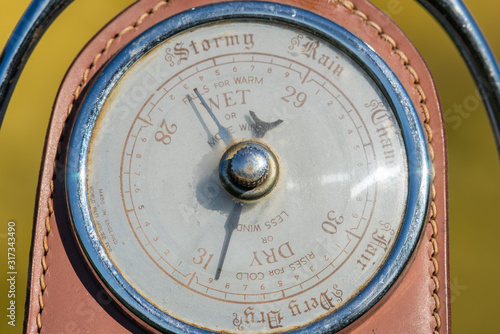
155;119;177;145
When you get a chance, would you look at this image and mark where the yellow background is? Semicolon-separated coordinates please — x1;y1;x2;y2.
0;0;498;333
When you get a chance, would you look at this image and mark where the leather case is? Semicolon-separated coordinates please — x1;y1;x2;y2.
24;0;450;333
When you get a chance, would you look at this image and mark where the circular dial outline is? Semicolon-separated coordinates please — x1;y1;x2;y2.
66;2;431;333
119;51;380;305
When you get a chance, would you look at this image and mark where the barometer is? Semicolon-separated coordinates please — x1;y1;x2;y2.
66;2;429;333
13;0;500;332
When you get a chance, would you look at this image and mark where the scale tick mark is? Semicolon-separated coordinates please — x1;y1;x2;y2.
187;273;196;287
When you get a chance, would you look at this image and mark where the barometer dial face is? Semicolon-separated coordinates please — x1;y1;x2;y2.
67;3;430;333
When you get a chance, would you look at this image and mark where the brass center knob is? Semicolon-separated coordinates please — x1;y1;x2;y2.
219;141;279;201
228;146;269;188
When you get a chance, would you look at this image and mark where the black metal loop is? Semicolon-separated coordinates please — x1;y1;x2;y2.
0;0;73;127
416;0;500;154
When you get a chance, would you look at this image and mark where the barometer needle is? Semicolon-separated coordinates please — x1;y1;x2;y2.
193;88;234;146
248;110;283;138
215;202;242;280
186;95;214;143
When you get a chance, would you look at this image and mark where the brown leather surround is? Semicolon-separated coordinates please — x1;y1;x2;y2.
24;0;450;333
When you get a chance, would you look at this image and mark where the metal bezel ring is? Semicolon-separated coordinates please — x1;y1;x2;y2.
65;2;431;333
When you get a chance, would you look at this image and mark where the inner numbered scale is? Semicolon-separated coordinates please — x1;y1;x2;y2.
67;2;430;333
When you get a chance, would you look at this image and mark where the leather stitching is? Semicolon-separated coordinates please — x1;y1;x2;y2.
328;0;440;332
36;1;171;332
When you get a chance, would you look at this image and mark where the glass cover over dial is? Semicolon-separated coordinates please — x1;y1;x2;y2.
68;3;430;333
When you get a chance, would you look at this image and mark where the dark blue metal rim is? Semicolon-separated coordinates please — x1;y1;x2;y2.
66;2;431;333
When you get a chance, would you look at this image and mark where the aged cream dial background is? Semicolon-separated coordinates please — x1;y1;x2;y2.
84;19;409;332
